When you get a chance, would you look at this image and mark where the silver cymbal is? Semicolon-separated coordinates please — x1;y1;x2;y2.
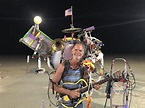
62;27;82;33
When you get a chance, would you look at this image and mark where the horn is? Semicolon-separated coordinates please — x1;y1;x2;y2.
51;38;65;53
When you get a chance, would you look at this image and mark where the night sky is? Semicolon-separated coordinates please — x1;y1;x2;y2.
0;0;145;55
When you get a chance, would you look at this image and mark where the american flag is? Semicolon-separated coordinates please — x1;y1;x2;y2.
65;7;72;17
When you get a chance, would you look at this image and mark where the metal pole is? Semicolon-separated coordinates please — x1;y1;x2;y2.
26;55;30;73
71;6;74;28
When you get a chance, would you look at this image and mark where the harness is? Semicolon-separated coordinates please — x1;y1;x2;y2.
61;60;86;80
50;60;88;108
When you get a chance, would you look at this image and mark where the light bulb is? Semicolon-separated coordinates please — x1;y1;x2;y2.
33;16;42;25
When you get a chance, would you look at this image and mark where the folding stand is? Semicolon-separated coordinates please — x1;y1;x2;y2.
109;58;129;108
110;80;129;108
35;54;45;73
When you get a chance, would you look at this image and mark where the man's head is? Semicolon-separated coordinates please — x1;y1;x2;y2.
72;42;85;61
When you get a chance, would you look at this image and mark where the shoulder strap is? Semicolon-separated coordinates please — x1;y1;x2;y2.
79;64;86;78
61;61;86;80
61;60;70;80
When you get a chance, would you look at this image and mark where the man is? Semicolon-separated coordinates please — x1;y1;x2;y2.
51;42;100;108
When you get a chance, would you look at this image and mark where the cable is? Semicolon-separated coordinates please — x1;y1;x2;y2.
46;71;59;107
104;97;108;108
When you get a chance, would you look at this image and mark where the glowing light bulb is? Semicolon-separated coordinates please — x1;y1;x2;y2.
33;16;42;25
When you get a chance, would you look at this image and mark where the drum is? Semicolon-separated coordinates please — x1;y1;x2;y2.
51;50;62;70
50;44;74;70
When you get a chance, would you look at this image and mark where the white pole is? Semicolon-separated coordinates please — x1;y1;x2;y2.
0;64;1;79
71;6;74;27
38;55;41;69
26;55;30;72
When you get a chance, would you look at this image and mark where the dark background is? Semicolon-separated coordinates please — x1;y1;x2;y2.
0;0;145;55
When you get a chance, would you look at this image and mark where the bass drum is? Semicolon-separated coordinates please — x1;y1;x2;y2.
51;43;74;69
51;50;62;70
47;43;74;71
47;44;74;71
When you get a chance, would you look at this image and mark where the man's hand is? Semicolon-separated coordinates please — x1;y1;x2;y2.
68;89;80;99
94;84;101;90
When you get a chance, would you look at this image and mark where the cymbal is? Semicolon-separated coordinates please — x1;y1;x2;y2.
62;27;82;33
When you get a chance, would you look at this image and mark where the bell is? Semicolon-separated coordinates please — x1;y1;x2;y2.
51;38;65;53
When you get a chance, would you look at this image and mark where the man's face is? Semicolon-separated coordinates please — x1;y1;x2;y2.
72;44;84;61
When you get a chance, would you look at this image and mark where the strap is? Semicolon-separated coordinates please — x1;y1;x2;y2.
80;65;85;78
62;60;86;80
61;60;70;80
49;78;57;94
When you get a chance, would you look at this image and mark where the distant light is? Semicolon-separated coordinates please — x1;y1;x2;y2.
33;16;42;25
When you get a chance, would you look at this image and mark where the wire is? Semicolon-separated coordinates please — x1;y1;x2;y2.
46;71;59;107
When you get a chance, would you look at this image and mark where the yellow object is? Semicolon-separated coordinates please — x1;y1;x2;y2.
62;78;88;86
86;96;92;108
62;37;77;41
51;38;65;52
99;68;103;76
29;32;40;46
63;95;70;102
60;79;88;108
82;60;95;72
60;98;84;108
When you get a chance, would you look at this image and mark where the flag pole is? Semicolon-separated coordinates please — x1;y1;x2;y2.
71;6;74;28
70;6;74;41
